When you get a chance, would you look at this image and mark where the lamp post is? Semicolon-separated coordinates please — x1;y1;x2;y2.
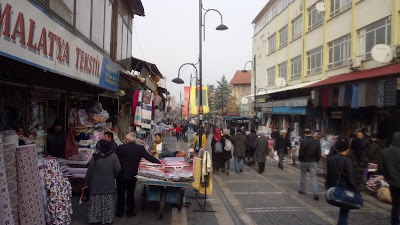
255;87;268;129
173;2;228;148
242;60;255;129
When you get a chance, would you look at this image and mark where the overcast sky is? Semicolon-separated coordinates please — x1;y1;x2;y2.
132;0;268;100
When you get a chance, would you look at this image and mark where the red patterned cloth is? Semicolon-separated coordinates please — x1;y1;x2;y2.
65;128;79;159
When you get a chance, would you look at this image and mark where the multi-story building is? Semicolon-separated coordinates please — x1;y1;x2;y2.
252;0;400;137
230;70;252;106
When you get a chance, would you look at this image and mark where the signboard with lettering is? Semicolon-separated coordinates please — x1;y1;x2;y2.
0;0;120;91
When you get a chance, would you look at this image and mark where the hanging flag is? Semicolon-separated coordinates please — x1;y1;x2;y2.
190;86;210;115
184;86;190;117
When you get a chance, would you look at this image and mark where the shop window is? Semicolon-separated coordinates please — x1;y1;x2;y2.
358;17;391;60
308;3;324;31
307;46;323;74
330;0;352;17
268;33;276;54
291;55;301;79
279;26;288;48
49;0;75;25
92;0;105;49
267;66;275;85
328;34;351;69
279;61;288;79
292;16;302;40
76;0;91;39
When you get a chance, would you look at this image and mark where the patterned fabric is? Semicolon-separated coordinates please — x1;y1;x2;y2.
351;83;359;109
0;145;14;225
44;159;73;225
141;91;154;130
358;82;367;107
376;80;385;108
15;144;45;225
88;194;115;224
366;82;378;106
65;127;78;159
338;85;345;107
38;159;52;224
2;143;19;225
134;90;144;127
385;78;397;106
344;85;352;106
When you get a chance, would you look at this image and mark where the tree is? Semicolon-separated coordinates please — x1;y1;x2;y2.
213;75;232;116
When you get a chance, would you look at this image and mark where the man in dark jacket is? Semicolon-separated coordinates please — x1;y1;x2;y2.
47;120;65;158
246;129;258;165
275;130;291;170
368;133;385;164
298;129;322;200
381;132;400;225
116;132;160;218
104;131;119;153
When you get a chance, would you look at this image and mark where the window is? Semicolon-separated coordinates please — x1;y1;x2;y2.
328;34;351;69
331;0;352;17
76;0;92;39
292;16;302;40
104;0;113;54
92;0;105;49
291;55;301;79
254;0;292;34
279;61;288;79
307;46;323;74
308;3;324;31
267;67;276;85
49;0;75;25
358;17;391;59
279;26;288;47
268;33;276;54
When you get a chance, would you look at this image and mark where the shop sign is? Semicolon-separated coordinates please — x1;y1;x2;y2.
272;97;309;107
261;107;273;113
258;102;273;108
0;0;120;91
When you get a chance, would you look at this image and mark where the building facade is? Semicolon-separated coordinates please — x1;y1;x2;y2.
230;70;252;106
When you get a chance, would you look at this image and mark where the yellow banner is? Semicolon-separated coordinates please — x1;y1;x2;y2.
190;86;209;115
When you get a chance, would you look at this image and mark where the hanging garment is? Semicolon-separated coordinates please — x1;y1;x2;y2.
0;145;14;225
16;144;46;225
331;87;339;107
358;82;367;107
384;78;397;106
328;87;333;108
134;90;144;127
351;83;360;109
141;91;154;130
2;143;19;225
313;88;320;107
322;87;329;109
344;85;353;106
376;80;385;108
192;157;213;195
65;127;79;159
366;81;378;106
131;90;140;116
338;85;345;107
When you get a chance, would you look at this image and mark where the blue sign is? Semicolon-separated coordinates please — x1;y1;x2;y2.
272;107;307;115
99;57;120;91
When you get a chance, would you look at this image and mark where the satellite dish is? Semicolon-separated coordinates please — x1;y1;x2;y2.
316;2;326;12
241;97;249;105
371;44;393;63
275;77;287;88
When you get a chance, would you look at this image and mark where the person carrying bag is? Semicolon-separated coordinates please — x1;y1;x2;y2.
325;138;363;225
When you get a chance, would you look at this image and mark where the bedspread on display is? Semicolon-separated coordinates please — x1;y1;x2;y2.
44;159;73;225
0;144;15;225
16;144;46;225
2;143;19;225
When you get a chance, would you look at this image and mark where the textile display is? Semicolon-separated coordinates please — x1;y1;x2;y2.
134;90;144;127
38;159;52;224
15;144;45;225
0;145;14;225
328;87;333;108
351;83;359;109
384;78;397;106
44;159;73;225
344;85;352;106
331;87;339;107
192;157;213;195
322;87;329;109
313;88;320;107
2;143;19;225
338;85;345;107
141;90;153;130
358;82;367;107
88;194;115;224
376;80;385;108
366;82;378;106
65;127;78;159
131;90;140;116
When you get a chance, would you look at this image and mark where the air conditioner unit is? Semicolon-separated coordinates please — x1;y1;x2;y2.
348;57;361;70
392;45;400;58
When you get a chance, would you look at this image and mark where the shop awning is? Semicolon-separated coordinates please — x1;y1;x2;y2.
245;80;322;98
304;63;400;88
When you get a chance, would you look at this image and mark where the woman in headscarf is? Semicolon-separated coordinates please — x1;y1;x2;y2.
254;131;269;174
221;129;233;175
85;140;121;224
151;133;168;158
191;128;207;152
211;127;224;175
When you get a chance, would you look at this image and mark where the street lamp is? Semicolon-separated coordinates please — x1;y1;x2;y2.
255;87;268;129
242;60;256;129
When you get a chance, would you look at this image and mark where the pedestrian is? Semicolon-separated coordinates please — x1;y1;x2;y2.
275;130;291;170
350;130;369;189
211;127;224;175
150;133;168;159
246;128;258;166
325;138;357;225
298;129;321;200
254;131;269;174
191;128;207;152
221;129;233;175
232;127;247;173
84;139;121;224
368;133;385;164
175;123;181;142
103;131;119;153
229;125;236;137
115;132;160;218
47;119;66;158
380;132;400;225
